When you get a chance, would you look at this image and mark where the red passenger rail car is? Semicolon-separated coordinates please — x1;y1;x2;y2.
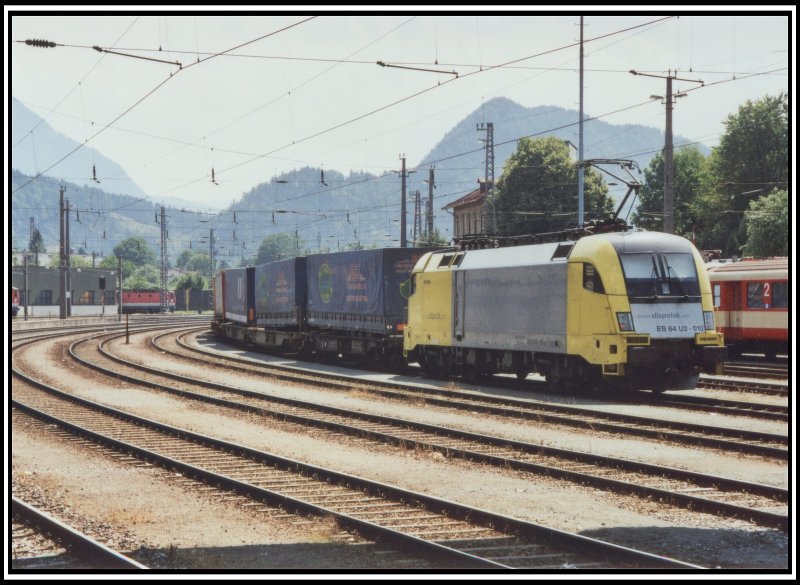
707;258;789;359
11;286;20;317
121;290;176;314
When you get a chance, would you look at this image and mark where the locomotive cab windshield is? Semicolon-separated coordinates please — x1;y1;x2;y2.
619;252;701;302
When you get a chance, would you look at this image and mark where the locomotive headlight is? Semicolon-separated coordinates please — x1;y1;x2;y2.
616;312;634;332
703;311;715;330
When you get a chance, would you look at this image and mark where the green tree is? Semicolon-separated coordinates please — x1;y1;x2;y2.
176;249;195;268
254;233;303;265
185;253;211;273
48;254;91;269
28;228;45;267
416;228;449;248
124;264;160;290
632;147;709;238
99;254;136;281
742;189;788;257
494;136;613;236
175;249;212;272
698;93;788;254
113;236;157;267
171;272;207;291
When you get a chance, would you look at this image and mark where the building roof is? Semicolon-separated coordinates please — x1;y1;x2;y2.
442;180;490;211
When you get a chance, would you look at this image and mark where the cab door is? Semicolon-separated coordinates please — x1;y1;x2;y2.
732;283;743;334
453;270;466;342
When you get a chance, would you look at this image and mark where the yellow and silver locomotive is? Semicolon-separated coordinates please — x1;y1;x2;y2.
404;230;726;392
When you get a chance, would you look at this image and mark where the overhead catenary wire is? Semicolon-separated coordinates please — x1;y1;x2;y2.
14;18;785;256
93;15;679;207
12;16;318;196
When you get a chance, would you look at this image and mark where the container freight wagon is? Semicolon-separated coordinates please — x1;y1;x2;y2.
218;267;255;342
213;270;225;320
306;248;429;364
249;257;308;352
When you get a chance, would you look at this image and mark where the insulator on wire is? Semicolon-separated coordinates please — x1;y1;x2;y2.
25;39;56;48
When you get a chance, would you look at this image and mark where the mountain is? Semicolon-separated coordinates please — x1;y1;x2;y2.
415;96;707;212
11;96;710;266
9;169;207;261
11;98;148;199
225;97;708;257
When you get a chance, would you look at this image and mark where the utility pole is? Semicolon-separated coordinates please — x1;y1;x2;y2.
412;190;422;245
477;122;495;234
400;155;407;247
23;255;29;321
65;197;71;316
425;167;435;240
59;186;66;319
578;16;585;226
118;255;123;322
630;69;702;234
209;228;215;276
158;206;168;313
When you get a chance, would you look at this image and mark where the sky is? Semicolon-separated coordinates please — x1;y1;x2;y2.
6;8;793;213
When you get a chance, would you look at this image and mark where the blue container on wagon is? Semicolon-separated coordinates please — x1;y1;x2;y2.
253;257;307;329
222;266;255;324
306;248;431;334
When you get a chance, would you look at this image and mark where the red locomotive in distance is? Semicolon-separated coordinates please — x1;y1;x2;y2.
11;286;20;317
706;258;788;359
121;289;176;314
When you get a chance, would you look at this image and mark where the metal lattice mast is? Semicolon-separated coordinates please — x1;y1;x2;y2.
426;167;435;239
477;122;495;234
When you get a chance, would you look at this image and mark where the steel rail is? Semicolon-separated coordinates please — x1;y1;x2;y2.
11;364;700;570
67;328;790;531
698;377;789;397
12;497;147;570
165;330;789;459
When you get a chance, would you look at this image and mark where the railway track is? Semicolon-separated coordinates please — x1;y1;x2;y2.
193;330;789;422
457;370;789;422
59;327;789;531
697;376;789;397
609;390;787;422
12;324;788;568
722;361;789;380
11;372;697;570
11;497;146;570
146;329;789;460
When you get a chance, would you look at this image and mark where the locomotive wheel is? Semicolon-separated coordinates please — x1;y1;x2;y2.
462;366;480;384
419;353;438;377
514;367;530;381
544;362;562;392
383;352;404;372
